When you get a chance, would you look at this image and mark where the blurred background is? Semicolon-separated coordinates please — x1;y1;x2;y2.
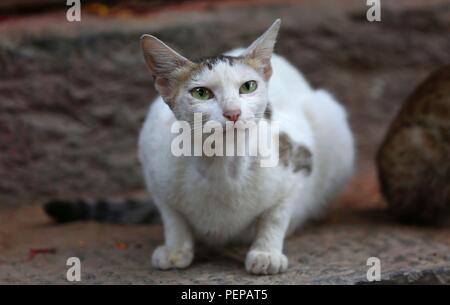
0;0;449;284
1;0;449;208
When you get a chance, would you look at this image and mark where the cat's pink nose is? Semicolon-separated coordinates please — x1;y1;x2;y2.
223;110;241;123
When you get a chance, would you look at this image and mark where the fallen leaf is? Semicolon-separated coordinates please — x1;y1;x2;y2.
115;242;127;250
28;248;57;261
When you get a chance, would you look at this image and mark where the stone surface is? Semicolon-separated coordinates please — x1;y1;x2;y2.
1;205;449;284
1;0;450;206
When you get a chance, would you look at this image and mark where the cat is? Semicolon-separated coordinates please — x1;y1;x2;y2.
377;65;450;224
137;19;355;274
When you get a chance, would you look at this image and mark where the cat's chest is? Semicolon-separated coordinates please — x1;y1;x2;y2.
179;160;262;209
169;159;282;241
176;186;264;244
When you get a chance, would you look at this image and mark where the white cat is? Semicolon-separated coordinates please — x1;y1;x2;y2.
138;19;354;275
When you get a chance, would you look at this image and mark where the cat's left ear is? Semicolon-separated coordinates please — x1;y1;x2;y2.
242;19;281;80
140;34;193;98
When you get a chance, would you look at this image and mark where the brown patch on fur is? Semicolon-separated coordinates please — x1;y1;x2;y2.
240;57;260;70
279;133;292;167
292;146;312;174
163;62;201;108
279;132;313;174
263;65;273;80
173;62;201;82
240;56;272;80
264;102;272;120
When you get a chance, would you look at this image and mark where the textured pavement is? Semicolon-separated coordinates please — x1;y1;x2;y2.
1;204;449;284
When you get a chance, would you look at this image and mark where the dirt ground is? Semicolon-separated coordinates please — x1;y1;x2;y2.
1;0;450;284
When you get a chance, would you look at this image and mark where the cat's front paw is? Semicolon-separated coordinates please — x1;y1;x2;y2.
245;250;288;275
152;245;194;270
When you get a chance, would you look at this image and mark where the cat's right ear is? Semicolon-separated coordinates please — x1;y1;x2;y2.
140;34;192;98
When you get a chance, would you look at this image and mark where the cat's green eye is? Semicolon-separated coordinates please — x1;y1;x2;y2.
190;87;214;100
239;80;258;94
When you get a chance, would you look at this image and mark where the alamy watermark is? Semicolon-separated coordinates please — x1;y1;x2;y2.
366;0;381;22
66;257;81;282
170;113;280;167
66;1;381;23
66;0;81;22
366;257;381;282
64;256;382;282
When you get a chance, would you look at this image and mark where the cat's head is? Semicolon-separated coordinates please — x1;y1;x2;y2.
140;19;280;127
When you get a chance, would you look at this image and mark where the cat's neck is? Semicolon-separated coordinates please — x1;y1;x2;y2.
186;117;271;179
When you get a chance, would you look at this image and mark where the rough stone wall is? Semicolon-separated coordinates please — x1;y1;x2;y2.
1;1;449;206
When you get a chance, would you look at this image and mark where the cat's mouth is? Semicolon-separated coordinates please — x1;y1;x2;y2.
223;118;260;130
187;115;261;132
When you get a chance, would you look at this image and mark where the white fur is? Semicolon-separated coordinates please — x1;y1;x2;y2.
138;49;354;274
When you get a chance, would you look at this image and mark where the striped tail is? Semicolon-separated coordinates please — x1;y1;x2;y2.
43;197;158;224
